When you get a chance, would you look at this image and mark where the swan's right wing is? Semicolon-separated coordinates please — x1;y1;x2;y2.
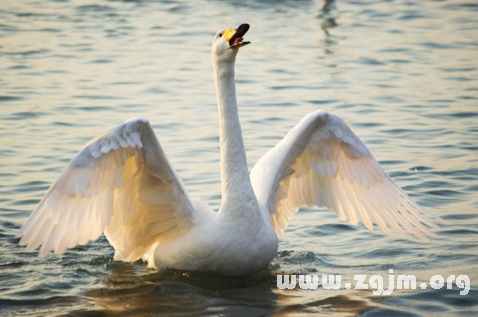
17;118;198;262
251;110;439;239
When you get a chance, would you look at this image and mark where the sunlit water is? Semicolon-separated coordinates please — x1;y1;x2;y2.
1;0;477;316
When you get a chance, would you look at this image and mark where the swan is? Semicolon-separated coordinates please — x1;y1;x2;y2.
16;24;439;276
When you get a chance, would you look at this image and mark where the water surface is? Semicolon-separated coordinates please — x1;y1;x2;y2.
1;0;477;316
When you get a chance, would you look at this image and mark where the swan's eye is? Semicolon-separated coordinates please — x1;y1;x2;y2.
219;33;222;38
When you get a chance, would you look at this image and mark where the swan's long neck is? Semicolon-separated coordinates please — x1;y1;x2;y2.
213;60;257;211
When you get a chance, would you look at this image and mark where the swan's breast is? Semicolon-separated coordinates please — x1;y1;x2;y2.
153;213;278;275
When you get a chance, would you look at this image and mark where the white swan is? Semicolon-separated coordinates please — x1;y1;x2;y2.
17;24;439;276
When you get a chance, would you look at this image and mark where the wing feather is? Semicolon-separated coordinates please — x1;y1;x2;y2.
17;118;198;262
250;110;439;239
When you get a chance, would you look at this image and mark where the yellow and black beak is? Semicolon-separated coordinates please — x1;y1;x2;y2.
223;24;251;50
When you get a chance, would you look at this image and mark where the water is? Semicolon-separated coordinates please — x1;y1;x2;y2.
1;0;477;315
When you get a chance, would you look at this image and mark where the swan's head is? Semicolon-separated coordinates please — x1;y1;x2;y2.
212;23;251;63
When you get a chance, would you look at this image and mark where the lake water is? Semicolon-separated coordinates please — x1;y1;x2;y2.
1;0;477;316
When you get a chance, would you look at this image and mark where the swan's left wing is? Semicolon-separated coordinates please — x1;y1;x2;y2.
16;118;198;262
250;110;439;239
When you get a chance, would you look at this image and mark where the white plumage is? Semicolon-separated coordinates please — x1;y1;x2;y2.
250;111;438;239
17;24;439;276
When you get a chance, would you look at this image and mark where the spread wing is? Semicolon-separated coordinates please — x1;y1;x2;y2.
250;110;439;239
16;118;199;261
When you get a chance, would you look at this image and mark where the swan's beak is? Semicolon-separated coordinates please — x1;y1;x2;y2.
223;24;251;50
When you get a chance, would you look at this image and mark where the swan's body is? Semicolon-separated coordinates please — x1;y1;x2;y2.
17;24;438;276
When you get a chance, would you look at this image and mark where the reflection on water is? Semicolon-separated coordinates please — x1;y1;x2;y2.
79;262;380;317
1;0;478;316
83;265;280;316
318;0;338;36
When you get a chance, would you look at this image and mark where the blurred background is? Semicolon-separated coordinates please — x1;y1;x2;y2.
0;0;477;316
